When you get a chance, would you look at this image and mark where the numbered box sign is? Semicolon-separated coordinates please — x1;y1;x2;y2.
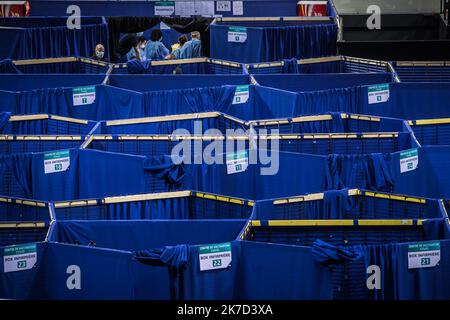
408;241;440;269
199;242;232;271
368;83;390;104
228;26;247;43
226;150;248;174
232;85;249;104
4;244;37;273
73;86;96;106
44;150;71;174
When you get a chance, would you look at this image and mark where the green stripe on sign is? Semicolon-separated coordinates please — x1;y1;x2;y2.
235;85;249;93
408;241;440;252
368;83;389;92
229;26;247;33
4;244;37;256
226;151;247;161
400;149;418;159
199;242;231;254
156;2;174;5
44;150;69;160
73;86;95;95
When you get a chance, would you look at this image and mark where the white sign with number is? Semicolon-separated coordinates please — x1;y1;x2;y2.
4;244;37;273
73;86;96;106
232;85;249;104
199;242;232;271
400;148;418;173
408;241;440;269
154;1;175;16
228;26;247;43
226;151;248;174
44;150;70;174
368;83;390;104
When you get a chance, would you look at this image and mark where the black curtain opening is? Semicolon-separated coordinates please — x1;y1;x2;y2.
106;16;213;63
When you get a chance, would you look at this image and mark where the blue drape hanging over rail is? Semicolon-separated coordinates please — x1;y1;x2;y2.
0;17;109;60
210;22;337;63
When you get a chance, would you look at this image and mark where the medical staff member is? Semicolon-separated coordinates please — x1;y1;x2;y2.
126;37;146;61
118;32;144;62
179;31;202;59
91;44;108;62
144;29;169;61
168;35;188;60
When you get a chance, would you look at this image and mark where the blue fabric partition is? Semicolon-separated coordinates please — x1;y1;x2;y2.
13;59;109;74
186;150;415;200
294;86;364;116
107;75;251;92
210;21;337;63
141;85;238;117
251;86;298;120
0;149;186;201
187;151;329;200
0;75;106;91
253;189;446;220
49;220;247;251
11;85;145;121
184;241;333;300
0;114;97;135
392;62;450;83
389;146;450;199
0;239;333;300
0;17;109;60
0;197;51;222
0;90;17;113
125;60;245;75
101;117;246;136
0;59;21;73
326;153;394;192
253;74;394;92
359;239;450;300
53;192;253;221
361;83;450;120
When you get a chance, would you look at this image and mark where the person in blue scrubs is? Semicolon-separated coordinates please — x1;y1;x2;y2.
126;37;146;61
179;31;202;59
170;35;188;60
144;29;170;60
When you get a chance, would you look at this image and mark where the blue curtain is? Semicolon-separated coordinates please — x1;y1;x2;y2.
49;220;247;251
143;155;185;189
134;245;188;300
15;85;145;121
312;239;364;266
299;60;342;73
25;149;184;201
126;60;153;74
326;153;394;192
282;58;299;73
360;235;450;299
0;153;33;198
251;86;298;120
210;23;337;63
0;17;109;60
0;59;21;73
294;86;363;116
261;24;337;62
0;112;10;133
142;85;236;117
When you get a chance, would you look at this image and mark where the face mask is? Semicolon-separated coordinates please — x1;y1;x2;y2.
97;51;104;59
159;37;163;42
136;32;144;37
140;44;146;49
